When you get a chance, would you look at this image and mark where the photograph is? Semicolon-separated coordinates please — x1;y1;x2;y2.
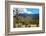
13;8;39;28
5;1;45;35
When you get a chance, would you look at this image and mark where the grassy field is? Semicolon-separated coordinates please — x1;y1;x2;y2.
13;16;39;28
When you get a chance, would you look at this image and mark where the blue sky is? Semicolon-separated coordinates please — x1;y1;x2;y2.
13;8;39;16
17;8;39;14
26;8;39;14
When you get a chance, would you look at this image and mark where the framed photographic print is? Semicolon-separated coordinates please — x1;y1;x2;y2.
5;0;45;36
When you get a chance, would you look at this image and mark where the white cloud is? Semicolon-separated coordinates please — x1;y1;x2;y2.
23;8;27;12
27;11;32;14
13;8;32;15
19;8;32;14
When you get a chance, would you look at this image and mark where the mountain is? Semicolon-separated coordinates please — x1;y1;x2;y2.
19;13;32;17
19;13;39;19
32;14;39;19
14;13;39;19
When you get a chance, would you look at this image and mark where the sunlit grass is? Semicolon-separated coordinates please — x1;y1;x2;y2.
13;17;39;28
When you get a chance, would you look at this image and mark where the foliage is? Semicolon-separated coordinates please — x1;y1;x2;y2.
13;16;39;28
